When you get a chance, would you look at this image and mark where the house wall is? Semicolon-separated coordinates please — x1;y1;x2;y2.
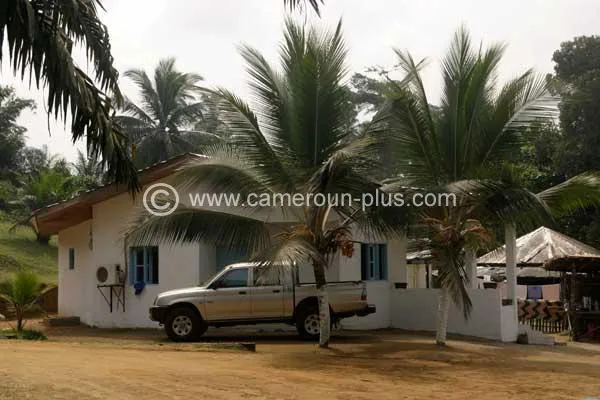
341;238;406;330
58;220;92;319
390;288;506;341
58;191;215;328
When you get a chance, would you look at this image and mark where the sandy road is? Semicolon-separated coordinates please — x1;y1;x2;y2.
1;328;600;400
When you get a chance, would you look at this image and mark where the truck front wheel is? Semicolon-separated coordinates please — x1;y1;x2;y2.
164;306;207;342
295;307;321;340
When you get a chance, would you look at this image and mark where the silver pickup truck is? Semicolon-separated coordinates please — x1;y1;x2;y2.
149;263;376;341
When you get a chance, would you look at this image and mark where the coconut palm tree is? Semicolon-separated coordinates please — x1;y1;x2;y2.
284;0;323;15
385;27;600;345
116;58;212;168
0;0;137;190
0;270;44;334
126;19;409;348
71;149;105;188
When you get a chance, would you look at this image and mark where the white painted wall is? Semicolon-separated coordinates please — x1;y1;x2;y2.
58;190;216;328
391;288;508;341
340;238;406;330
58;220;92;319
501;303;518;342
342;280;392;329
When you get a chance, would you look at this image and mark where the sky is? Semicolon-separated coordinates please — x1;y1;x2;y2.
3;0;600;161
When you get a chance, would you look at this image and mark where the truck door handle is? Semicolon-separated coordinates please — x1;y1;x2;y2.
238;291;247;295
272;289;281;293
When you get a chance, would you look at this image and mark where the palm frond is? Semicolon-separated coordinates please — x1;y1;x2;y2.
537;172;600;218
125;204;272;255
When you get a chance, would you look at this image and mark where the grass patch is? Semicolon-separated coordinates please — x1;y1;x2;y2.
0;328;48;341
0;220;57;284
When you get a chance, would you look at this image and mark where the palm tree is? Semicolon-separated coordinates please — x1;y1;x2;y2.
385;27;600;345
115;58;212;168
284;0;324;15
11;169;82;243
71;149;105;189
0;270;43;333
126;19;408;348
0;0;137;190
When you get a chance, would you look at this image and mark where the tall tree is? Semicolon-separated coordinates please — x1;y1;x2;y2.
12;168;82;243
18;145;69;177
126;19;408;348
0;86;35;180
71;149;105;189
116;58;208;168
0;0;137;189
544;36;600;247
385;27;600;345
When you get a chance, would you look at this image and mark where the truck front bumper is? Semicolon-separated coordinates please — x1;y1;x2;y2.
149;306;168;324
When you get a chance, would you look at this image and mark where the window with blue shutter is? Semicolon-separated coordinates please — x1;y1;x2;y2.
360;244;387;281
129;246;159;285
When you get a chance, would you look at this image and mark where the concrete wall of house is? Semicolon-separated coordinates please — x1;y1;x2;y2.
341;237;407;330
390;288;506;341
57;191;216;328
58;220;92;320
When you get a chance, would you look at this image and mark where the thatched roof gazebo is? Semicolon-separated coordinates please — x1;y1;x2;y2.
544;255;600;341
477;227;600;285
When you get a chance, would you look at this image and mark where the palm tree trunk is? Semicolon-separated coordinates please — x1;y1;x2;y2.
15;305;23;333
313;261;330;348
436;287;450;346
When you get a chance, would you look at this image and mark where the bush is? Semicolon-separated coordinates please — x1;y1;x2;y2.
0;328;47;340
19;328;47;340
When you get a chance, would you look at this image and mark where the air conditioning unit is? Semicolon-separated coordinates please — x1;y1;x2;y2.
96;264;125;285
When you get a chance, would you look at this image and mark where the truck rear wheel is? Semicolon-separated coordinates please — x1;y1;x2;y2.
164;306;206;342
295;307;321;340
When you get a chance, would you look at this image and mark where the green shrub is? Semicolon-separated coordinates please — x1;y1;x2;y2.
19;329;47;340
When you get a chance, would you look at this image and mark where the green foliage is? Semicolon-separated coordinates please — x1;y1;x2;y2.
384;27;600;322
284;0;324;15
0;269;42;332
0;0;138;191
0;221;57;284
0;328;47;340
536;35;600;248
126;20;409;322
0;86;35;180
116;58;209;168
71;149;106;190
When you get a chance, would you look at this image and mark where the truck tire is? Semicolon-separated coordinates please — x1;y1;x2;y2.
164;306;207;342
295;306;321;340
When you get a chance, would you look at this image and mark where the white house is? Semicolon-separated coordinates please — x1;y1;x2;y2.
32;153;519;341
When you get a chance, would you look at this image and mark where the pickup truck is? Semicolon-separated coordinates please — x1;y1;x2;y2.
150;263;376;341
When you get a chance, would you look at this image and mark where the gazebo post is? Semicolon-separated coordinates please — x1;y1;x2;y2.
505;223;518;304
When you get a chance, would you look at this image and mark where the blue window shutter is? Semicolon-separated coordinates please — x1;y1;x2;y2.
372;245;380;280
360;244;368;280
144;248;150;283
379;244;388;280
128;248;134;285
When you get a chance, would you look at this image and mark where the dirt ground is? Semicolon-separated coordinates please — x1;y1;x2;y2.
1;321;600;400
